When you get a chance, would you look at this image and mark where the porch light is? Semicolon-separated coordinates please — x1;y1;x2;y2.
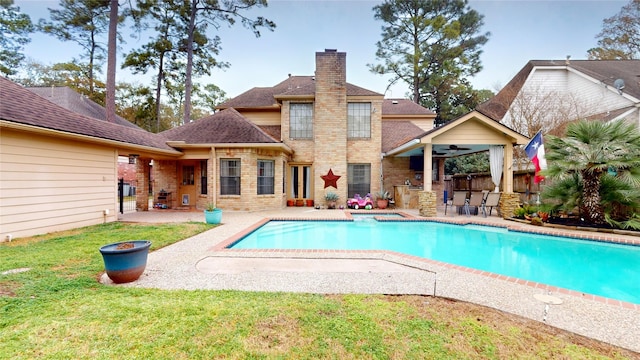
128;154;139;164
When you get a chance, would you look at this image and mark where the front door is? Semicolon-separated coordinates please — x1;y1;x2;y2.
179;163;196;208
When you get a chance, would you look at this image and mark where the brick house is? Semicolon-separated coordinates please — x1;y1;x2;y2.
153;49;529;215
1;49;528;238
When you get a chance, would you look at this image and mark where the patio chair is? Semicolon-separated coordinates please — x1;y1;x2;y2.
482;192;501;217
467;191;486;216
445;191;468;216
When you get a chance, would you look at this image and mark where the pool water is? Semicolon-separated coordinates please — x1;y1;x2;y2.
230;220;640;304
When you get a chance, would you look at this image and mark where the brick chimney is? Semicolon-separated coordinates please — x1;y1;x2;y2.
314;49;347;202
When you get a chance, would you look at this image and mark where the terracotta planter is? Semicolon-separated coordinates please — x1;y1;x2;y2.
99;240;151;283
377;199;388;209
287;199;294;207
295;199;304;207
306;199;314;207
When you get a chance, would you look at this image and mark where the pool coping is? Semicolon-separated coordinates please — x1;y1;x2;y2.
211;212;639;311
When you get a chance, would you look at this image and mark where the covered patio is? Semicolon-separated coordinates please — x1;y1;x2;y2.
382;111;530;218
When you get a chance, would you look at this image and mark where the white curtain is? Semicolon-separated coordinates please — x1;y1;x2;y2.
489;145;504;192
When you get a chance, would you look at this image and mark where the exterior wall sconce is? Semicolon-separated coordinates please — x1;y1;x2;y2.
129;154;139;164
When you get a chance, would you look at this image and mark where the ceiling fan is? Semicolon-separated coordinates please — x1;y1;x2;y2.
448;144;471;152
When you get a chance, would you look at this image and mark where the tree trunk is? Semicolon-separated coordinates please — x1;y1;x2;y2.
183;0;198;125
581;169;605;224
155;54;164;132
105;0;118;123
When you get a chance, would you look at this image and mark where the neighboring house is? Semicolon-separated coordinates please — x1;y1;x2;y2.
477;59;640;134
0;77;180;239
27;86;142;184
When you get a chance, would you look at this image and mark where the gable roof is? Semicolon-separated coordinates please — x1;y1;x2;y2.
477;59;640;121
0;77;177;153
384;111;529;157
217;75;383;110
26;86;142;129
161;108;281;144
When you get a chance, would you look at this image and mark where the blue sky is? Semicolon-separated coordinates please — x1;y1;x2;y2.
15;0;626;99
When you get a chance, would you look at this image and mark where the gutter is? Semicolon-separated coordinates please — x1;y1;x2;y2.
166;141;294;154
382;138;420;157
1;120;182;157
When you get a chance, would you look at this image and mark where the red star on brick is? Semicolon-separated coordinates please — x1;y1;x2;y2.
321;168;341;189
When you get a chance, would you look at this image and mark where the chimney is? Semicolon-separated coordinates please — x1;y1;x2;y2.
315;49;346;92
313;49;347;202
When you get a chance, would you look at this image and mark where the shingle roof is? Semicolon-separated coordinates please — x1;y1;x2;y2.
217;75;383;109
161;108;280;143
381;121;425;153
26;86;142;129
476;59;640;121
383;99;436;115
0;77;175;152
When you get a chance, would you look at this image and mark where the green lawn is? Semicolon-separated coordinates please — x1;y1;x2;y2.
0;222;635;359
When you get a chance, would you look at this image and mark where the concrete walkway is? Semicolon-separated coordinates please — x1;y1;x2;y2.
113;207;640;353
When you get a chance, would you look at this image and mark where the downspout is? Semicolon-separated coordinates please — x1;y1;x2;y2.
380;153;385;191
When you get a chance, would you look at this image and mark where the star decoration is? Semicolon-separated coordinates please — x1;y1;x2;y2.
321;168;341;189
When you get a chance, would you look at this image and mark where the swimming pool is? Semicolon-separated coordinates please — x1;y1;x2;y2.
229;220;640;304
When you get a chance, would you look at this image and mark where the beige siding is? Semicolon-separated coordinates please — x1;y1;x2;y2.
433;120;509;145
0;129;117;239
242;111;281;126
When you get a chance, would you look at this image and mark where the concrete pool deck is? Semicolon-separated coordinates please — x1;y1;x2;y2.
113;207;640;353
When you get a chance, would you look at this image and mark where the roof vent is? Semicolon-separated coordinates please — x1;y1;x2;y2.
614;78;625;95
325;49;337;52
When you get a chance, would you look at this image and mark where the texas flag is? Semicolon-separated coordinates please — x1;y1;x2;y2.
524;130;547;184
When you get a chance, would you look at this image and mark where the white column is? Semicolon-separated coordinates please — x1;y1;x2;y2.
423;143;432;192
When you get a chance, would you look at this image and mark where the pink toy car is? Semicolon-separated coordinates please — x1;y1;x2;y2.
347;193;373;209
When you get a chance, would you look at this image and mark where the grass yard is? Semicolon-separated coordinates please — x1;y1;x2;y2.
0;222;636;359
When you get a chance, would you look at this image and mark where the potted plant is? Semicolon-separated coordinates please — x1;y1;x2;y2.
204;203;222;224
99;240;151;283
376;190;390;209
324;191;339;209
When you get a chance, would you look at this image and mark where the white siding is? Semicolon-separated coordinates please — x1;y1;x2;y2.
503;68;635;132
0;129;118;239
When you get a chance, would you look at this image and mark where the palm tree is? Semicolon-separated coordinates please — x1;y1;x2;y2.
544;119;640;225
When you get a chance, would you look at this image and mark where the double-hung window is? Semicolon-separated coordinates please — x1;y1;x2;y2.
220;159;240;195
289;103;313;139
347;102;371;139
257;160;274;195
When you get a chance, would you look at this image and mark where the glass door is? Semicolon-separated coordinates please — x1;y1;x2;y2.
289;165;312;200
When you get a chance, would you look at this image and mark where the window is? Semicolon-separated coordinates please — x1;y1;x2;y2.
182;165;194;185
257;160;275;195
348;103;371;139
290;103;313;139
347;164;370;198
220;159;240;195
200;160;207;195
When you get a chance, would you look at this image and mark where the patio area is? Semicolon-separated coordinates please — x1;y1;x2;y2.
114;207;640;353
